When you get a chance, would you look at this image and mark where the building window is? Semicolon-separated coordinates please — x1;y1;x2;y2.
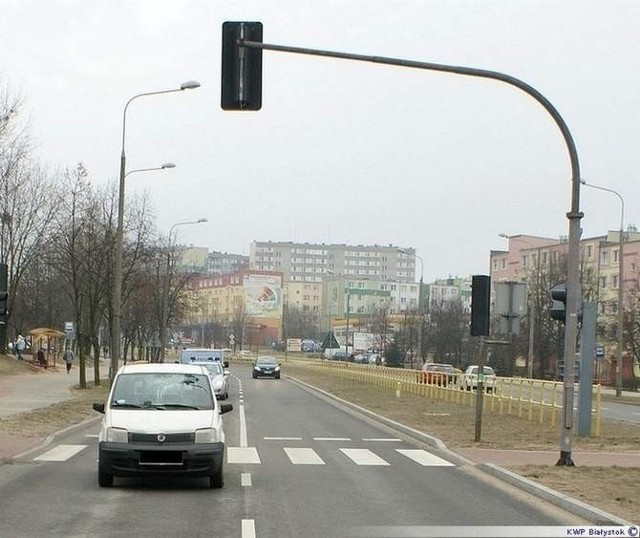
600;276;607;289
587;245;593;258
614;249;619;263
612;275;618;289
601;251;609;265
501;259;506;269
492;260;498;270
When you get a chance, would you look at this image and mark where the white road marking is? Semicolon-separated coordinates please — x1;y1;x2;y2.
264;437;302;441
340;448;389;466
34;444;87;462
284;447;325;465
395;449;455;467
227;447;261;464
362;438;402;442
85;434;99;438
239;404;248;447
313;437;351;441
242;519;256;538
241;473;252;486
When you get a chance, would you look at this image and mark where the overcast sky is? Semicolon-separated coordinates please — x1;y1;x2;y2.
3;1;639;282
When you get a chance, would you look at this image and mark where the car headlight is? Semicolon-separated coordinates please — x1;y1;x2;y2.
254;366;261;371
212;379;223;389
274;366;281;372
195;427;218;444
106;427;128;443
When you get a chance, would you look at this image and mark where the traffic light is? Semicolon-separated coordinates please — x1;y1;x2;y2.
221;21;263;111
549;283;566;322
0;291;7;317
471;275;491;336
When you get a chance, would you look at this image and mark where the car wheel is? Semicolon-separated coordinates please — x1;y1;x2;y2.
252;373;257;379
275;374;280;379
210;460;224;489
98;465;114;488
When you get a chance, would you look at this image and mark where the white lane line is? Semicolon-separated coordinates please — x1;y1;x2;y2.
241;473;252;486
362;438;402;442
239;404;248;447
313;437;351;441
264;437;302;441
227;447;261;464
34;444;87;462
395;449;455;467
340;448;389;466
85;434;99;438
242;519;256;538
284;448;325;465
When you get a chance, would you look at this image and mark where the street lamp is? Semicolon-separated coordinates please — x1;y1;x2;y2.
160;218;208;362
580;179;625;398
111;80;201;382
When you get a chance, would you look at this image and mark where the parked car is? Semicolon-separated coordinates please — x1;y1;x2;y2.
252;355;281;379
461;365;497;392
92;362;233;488
197;361;230;400
420;363;455;386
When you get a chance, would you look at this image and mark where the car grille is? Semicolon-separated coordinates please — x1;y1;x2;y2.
129;432;195;444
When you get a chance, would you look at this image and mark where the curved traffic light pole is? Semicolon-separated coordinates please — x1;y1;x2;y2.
235;36;583;465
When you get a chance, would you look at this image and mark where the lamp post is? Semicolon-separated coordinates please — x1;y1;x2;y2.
111;80;201;382
161;218;208;362
580;180;625;397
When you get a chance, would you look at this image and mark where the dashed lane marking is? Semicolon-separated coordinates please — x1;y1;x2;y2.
340;448;390;466
284;447;326;465
34;444;87;462
396;449;455;467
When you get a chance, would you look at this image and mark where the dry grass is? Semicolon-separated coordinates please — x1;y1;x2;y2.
286;365;640;523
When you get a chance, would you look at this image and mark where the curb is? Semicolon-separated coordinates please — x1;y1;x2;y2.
288;375;632;526
12;415;102;460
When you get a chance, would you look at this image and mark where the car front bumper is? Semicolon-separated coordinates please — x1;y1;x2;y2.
253;369;279;377
98;441;225;478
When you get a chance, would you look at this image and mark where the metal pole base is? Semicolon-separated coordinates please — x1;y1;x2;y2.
555;452;575;466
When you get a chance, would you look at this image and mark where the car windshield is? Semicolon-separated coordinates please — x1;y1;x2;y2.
256;356;277;365
110;372;214;410
201;363;224;376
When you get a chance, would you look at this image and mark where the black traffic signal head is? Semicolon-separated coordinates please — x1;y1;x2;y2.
549;283;566;322
0;291;7;317
221;21;263;111
471;275;491;336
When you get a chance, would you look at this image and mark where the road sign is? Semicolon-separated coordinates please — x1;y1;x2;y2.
595;345;605;359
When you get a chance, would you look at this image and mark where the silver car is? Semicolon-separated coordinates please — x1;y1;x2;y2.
198;362;230;400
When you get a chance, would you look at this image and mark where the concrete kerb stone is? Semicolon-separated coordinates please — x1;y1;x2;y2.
288;375;631;526
11;415;102;461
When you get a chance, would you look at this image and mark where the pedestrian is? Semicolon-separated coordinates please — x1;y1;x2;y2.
63;348;74;374
37;348;46;368
15;335;26;361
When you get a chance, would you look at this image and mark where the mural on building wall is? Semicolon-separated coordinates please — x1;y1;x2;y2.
244;274;282;318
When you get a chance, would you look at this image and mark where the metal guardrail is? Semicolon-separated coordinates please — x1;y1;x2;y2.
230;354;602;436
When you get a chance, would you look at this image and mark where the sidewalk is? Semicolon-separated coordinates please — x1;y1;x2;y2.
0;360;109;459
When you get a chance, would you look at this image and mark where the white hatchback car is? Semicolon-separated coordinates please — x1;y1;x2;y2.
93;362;233;488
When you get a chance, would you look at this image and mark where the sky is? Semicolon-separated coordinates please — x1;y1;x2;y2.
2;0;639;283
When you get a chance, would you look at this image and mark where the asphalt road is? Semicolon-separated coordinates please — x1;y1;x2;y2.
0;365;590;537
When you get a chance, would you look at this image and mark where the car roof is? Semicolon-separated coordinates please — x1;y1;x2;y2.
116;363;208;375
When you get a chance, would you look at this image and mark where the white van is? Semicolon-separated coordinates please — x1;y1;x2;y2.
180;348;228;367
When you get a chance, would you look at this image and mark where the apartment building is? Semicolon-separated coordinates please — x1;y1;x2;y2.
250;241;416;283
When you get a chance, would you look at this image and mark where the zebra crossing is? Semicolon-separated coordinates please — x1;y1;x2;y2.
30;436;456;469
227;444;455;467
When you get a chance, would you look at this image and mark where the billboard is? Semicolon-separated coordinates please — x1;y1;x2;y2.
243;274;282;318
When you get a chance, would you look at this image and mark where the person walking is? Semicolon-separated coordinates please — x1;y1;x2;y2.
63;347;74;374
15;335;26;361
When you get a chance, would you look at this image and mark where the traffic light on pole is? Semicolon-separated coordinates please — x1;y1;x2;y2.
471;275;491;336
549;283;567;322
0;263;7;317
0;291;7;317
221;21;263;111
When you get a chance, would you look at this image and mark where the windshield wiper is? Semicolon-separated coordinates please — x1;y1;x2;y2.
153;403;202;410
111;401;142;409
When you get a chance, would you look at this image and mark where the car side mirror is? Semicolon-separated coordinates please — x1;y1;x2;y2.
223;361;229;368
220;403;233;414
92;402;105;414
